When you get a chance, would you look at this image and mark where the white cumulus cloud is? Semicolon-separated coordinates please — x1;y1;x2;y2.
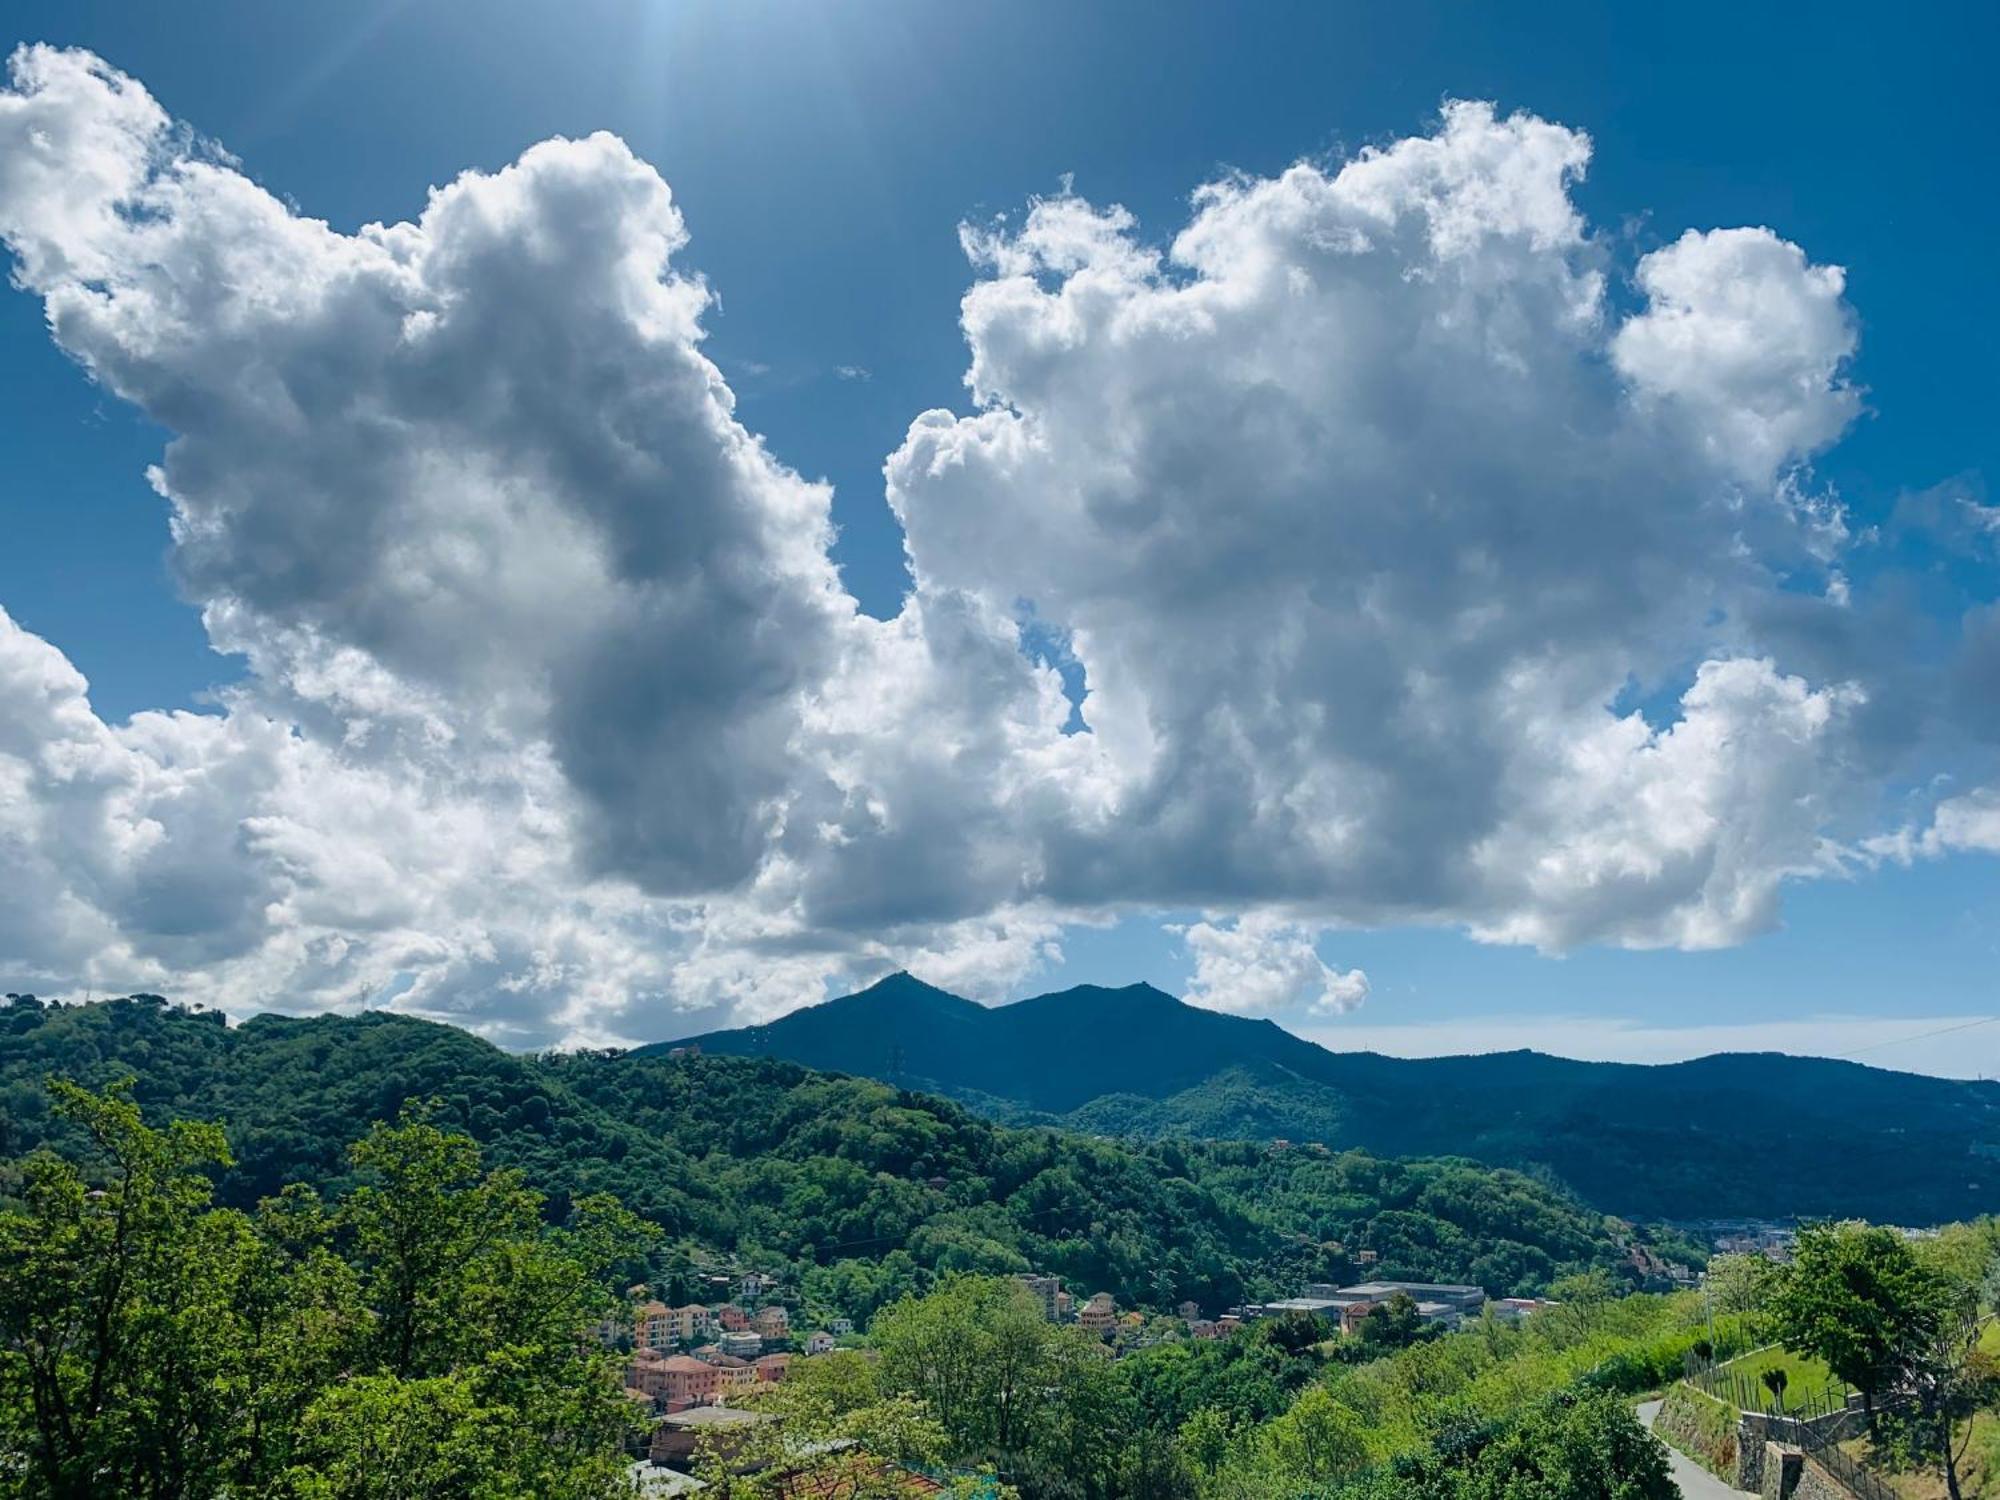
1613;226;1860;485
0;50;1985;1042
889;100;1876;950
1176;915;1369;1016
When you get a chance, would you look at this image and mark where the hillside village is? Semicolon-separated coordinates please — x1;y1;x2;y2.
611;1220;1822;1481
615;1269;1555;1474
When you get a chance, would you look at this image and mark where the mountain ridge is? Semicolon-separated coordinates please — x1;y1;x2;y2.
655;973;2000;1224
0;991;1694;1314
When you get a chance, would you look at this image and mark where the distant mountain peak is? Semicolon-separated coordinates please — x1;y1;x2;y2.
856;969;931;994
842;970;981;1011
1010;979;1191;1011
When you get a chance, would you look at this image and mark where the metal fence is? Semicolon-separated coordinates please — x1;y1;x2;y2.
1682;1347;1856;1422
1679;1348;1907;1500
1793;1420;1901;1500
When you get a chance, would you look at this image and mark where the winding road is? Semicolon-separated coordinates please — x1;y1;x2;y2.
1636;1400;1760;1500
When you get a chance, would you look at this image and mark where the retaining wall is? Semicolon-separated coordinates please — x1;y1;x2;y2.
1658;1387;1872;1495
1758;1445;1859;1500
1655;1384;1740;1481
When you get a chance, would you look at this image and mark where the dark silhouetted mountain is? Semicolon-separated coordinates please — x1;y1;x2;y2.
657;973;2000;1224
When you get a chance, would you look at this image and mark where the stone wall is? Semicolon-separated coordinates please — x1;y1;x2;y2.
1753;1434;1878;1500
1660;1385;1878;1495
1794;1454;1858;1500
1737;1417;1773;1491
1655;1384;1740;1480
1767;1407;1869;1448
1658;1383;1890;1500
1761;1445;1803;1500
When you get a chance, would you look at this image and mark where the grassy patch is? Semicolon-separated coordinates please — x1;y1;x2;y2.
1840;1403;2000;1500
1713;1345;1845;1415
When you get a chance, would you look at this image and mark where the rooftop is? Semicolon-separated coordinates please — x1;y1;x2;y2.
1263;1296;1363;1313
629;1461;706;1496
659;1406;773;1430
656;1355;720;1374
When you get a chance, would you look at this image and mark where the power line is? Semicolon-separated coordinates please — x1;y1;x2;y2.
1832;1013;2000;1060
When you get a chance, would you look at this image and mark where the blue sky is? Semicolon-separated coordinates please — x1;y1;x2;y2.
2;0;1998;1070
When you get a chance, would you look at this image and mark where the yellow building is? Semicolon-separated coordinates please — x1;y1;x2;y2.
634;1301;673;1350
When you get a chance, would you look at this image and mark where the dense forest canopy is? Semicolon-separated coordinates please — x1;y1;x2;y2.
0;1072;1714;1500
0;995;1699;1317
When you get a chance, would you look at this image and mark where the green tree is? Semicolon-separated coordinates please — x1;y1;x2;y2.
1026;1330;1139;1498
1177;1406;1236;1480
1876;1295;2000;1500
1259;1387;1370;1487
1358;1293;1429;1352
745;1348;959;1475
1769;1222;1943;1429
341;1106;547;1377
0;1081;253;1499
1759;1366;1788;1414
0;1084;651;1500
1704;1253;1776;1318
1114;1435;1195;1500
873;1275;1064;1457
1453;1392;1675;1500
280;1375;509;1500
1263;1312;1334;1356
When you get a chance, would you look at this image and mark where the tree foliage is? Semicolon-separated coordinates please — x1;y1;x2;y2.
0;1082;651;1499
0;1062;1738;1500
820;1275;1727;1500
1769;1221;1944;1422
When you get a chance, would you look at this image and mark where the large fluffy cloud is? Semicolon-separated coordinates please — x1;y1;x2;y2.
0;42;852;895
0;44;1087;1037
889;102;1871;946
0;52;1979;1041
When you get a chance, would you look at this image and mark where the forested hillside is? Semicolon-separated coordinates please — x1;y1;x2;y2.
673;973;2000;1223
0;1072;1712;1500
0;995;1695;1316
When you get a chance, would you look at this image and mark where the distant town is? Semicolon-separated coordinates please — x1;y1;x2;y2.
616;1271;1563;1478
609;1213;1895;1487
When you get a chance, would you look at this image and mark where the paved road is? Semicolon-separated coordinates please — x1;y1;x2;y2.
1636;1400;1761;1500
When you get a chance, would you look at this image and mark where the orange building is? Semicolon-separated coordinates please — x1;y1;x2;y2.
1078;1292;1118;1335
634;1301;673;1350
